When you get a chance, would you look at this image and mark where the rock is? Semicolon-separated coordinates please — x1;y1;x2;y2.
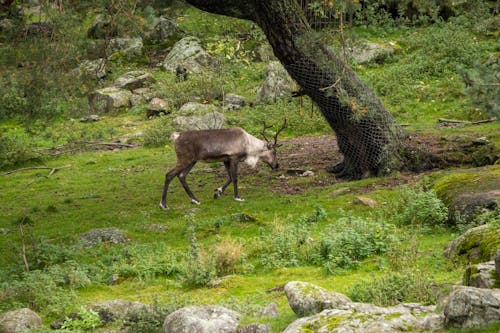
114;70;156;90
89;299;152;324
256;43;276;62
149;16;181;43
259;303;279;318
133;87;156;101
0;308;42;333
130;94;144;107
444;224;500;263
354;196;378;208
223;93;248;110
163;36;217;74
107;37;143;60
87;14;116;39
256;61;298;104
79;114;100;123
78;58;106;79
443;286;500;328
79;227;130;247
284;281;351;316
147;97;170;117
301;170;314;177
178;102;218;115
162;305;240;333
283;302;442;333
231;213;257;223
237;323;271;333
496;249;500;281
464;261;496;288
172;112;226;131
349;41;395;64
89;87;132;113
448;191;498;225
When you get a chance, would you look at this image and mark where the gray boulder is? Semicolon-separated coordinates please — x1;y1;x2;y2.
259;302;279;318
0;308;42;333
172;112;226;131
89;299;152;324
178;102;218;115
223;93;248;110
163;36;217;74
283;303;442;333
163;305;240;333
149;16;181;43
444;224;500;263
107;37;143;59
78;58;106;79
79;228;130;247
147;98;170;117
89;87;132;113
133;87;156;102
464;261;497;288
284;281;351;316
237;323;271;333
256;61;298;104
443;286;500;328
114;70;156;90
349;41;395;64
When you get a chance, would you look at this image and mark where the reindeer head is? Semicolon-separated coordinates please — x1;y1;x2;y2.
260;119;287;170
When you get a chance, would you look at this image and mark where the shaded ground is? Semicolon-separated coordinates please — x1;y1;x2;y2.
230;133;499;195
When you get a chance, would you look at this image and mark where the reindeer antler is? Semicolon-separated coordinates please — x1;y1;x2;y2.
260;122;274;143
273;118;287;147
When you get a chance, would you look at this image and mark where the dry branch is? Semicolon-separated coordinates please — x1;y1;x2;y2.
1;165;71;176
438;117;497;125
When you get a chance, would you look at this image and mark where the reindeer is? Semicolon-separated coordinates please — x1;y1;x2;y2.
159;120;287;210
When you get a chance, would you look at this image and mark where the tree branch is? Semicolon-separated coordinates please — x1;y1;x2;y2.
184;0;256;21
1;165;71;176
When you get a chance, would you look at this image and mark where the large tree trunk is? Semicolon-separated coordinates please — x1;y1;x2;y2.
184;0;407;179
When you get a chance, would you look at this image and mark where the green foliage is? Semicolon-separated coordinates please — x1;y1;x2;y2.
0;270;78;317
0;127;36;169
348;269;436;306
392;186;448;227
61;306;102;332
318;213;397;273
142;115;176;147
459;55;499;119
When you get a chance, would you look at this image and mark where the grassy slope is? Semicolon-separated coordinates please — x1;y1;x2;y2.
1;5;499;333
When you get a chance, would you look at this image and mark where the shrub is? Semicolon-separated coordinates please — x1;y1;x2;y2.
214;239;243;276
0;270;78;317
142;115;176;147
393;186;448;227
61;306;102;331
348;269;437;306
459;55;499;119
0;128;37;170
318;214;397;273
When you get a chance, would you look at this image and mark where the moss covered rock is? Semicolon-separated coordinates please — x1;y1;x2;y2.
433;167;500;225
444;224;500;263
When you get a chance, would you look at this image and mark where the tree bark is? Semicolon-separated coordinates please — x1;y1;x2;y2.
184;0;406;179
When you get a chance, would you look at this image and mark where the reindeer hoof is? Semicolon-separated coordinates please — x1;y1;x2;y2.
191;199;201;205
214;188;223;199
159;202;169;210
234;197;245;202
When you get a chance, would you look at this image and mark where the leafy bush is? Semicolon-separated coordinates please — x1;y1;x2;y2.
318;214;397;273
348;269;437;306
142;115;176;147
393;186;448;227
0;270;78;317
0;128;37;170
61;306;102;331
459;55;499;119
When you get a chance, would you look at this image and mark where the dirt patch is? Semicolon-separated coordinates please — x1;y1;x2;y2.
231;133;498;196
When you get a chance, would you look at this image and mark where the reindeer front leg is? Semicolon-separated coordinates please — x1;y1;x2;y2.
229;158;244;202
214;160;232;199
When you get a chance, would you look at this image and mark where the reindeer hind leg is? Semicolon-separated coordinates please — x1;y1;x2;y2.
178;162;200;205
